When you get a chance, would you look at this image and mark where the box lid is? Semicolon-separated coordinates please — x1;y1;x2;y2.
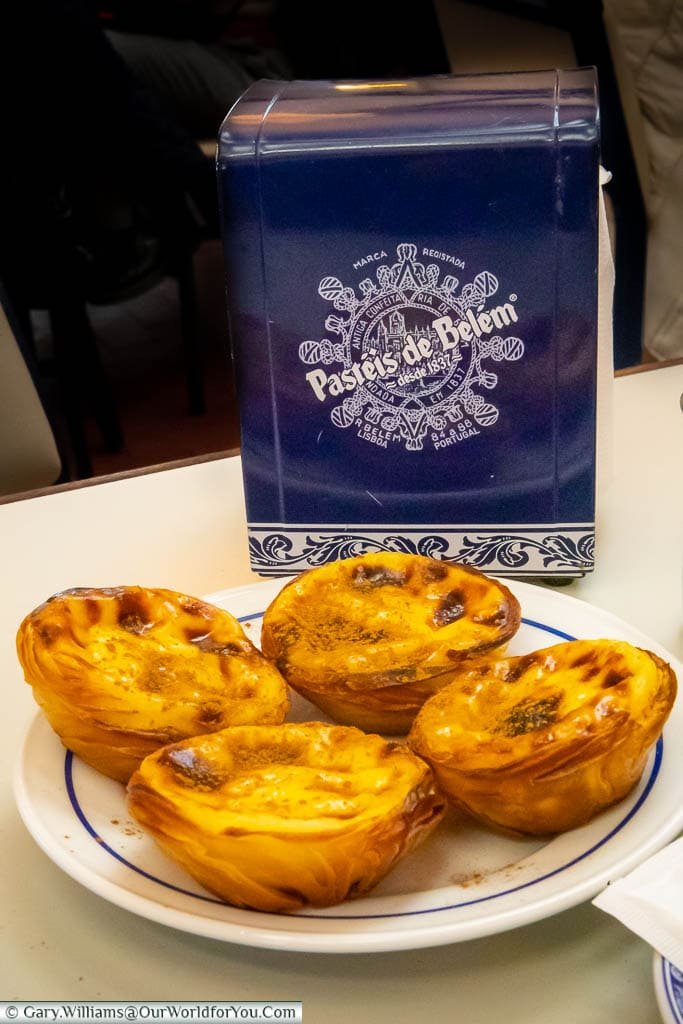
219;68;598;158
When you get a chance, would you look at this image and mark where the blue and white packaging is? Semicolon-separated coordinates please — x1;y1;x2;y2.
218;69;600;577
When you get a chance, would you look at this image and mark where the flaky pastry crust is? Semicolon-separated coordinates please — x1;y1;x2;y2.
261;553;520;733
127;722;446;911
17;586;290;782
408;639;677;834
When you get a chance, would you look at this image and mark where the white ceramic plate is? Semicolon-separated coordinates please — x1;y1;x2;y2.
14;578;683;954
654;954;683;1024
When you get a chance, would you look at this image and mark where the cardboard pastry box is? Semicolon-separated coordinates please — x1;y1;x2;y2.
218;68;599;577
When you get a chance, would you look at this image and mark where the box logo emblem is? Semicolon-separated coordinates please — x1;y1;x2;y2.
299;243;525;451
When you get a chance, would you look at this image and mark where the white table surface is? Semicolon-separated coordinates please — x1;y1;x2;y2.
1;365;681;1020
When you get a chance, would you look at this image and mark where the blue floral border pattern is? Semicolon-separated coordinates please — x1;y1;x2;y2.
248;527;594;575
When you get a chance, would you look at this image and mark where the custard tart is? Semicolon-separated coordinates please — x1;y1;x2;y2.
408;639;677;834
17;586;290;782
261;552;520;733
128;722;446;912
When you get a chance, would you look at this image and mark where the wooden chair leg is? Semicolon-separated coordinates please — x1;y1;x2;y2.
173;251;206;416
48;305;92;480
49;297;124;477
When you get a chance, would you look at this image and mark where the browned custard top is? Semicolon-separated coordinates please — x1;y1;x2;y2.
18;586;289;737
409;639;677;771
261;553;521;691
129;722;444;837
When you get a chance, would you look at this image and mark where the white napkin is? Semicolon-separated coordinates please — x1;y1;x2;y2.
593;837;683;970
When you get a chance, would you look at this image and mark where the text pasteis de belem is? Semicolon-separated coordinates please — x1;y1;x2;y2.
305;301;518;402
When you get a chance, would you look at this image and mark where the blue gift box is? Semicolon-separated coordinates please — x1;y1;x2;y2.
218;69;599;577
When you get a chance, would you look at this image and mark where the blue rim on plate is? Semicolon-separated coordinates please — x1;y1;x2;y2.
62;611;663;921
15;576;683;952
